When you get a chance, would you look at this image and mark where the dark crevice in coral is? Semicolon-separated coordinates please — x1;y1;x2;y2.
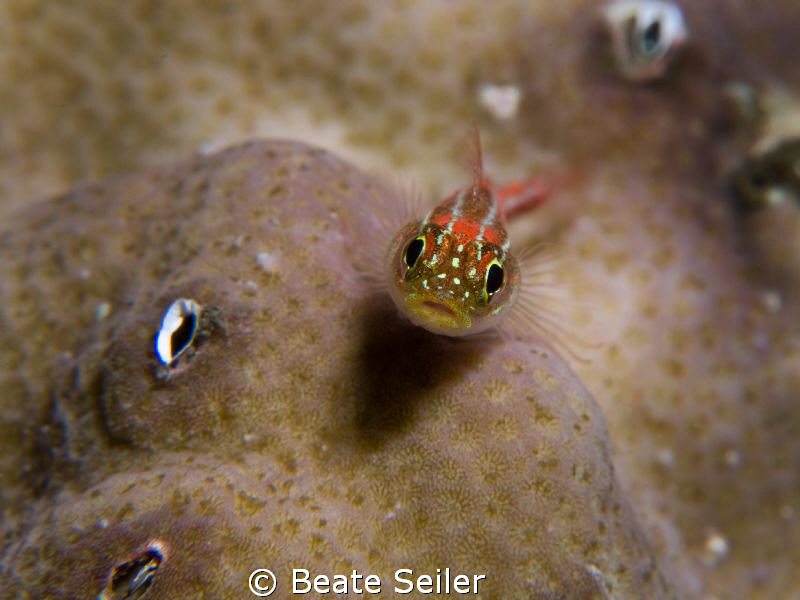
21;391;72;498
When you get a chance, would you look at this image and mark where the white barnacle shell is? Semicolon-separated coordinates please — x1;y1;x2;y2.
602;0;688;81
155;298;202;365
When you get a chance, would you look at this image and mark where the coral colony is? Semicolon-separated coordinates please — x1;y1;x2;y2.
1;2;799;599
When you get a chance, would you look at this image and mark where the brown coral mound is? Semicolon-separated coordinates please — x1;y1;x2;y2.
0;141;669;598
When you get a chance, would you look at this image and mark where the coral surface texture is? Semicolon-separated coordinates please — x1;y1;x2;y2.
1;1;799;600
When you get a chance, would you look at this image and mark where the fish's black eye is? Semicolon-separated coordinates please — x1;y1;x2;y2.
404;236;425;268
485;261;505;297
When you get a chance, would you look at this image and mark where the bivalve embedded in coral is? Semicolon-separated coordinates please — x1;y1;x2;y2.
156;298;202;366
602;0;688;81
98;540;166;600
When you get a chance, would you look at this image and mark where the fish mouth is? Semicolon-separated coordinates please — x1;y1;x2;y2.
421;300;456;317
404;296;471;335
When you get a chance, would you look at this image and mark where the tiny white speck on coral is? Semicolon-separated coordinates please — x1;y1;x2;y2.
257;251;280;273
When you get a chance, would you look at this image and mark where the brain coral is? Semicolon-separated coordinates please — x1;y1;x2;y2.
0;141;669;598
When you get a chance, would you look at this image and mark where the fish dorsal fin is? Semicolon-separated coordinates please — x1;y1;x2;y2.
462;125;501;219
466;124;487;191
